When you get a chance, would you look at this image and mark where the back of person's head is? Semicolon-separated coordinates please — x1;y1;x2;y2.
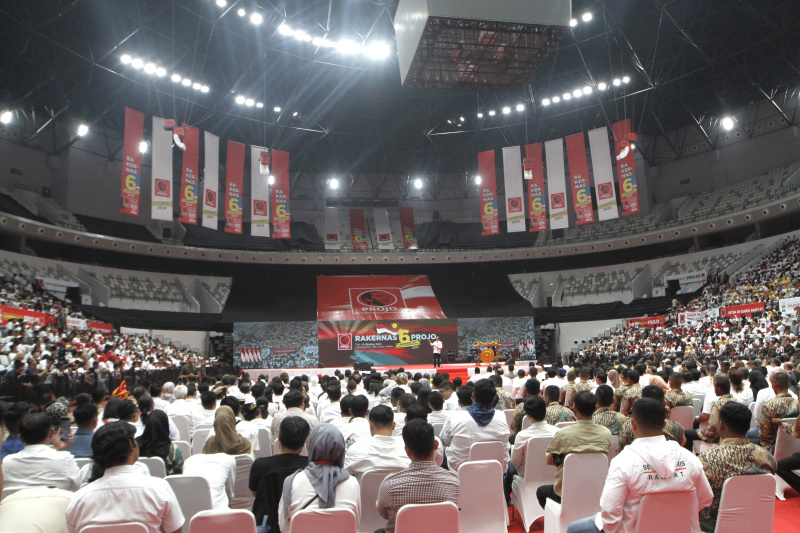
595;384;614;407
339;394;354;416
525;378;540;397
489;374;502;387
369;405;394;428
453;377;462;388
90;421;137;482
271;381;285;396
239;382;251;395
405;403;429;422
627;369;640;383
670;372;683;386
327;386;342;402
546;367;557;378
641;385;665;403
241;404;258;422
116;400;139;422
432;374;444;387
714;374;731;394
74;393;92;406
149;382;163;397
398;393;416;412
137;395;154;417
390;387;405;404
595;371;607;384
474;379;497;405
174;385;188;400
682;370;693;383
718;401;751;436
201;391;217;410
220;395;241;416
350;395;369;418
429;391;444;411
573;391;596;417
251;383;265;398
409;381;422;395
19;413;51;445
523;396;546;421
632;398;666;432
771;370;790;390
3;403;28;434
74;403;98;427
279;416;310;451
283;390;304;409
456;384;474;406
544;385;560;402
402;419;435;457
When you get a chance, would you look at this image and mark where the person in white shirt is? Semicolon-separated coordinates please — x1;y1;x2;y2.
392;393;416;437
565;398;713;533
318;386;343;425
512;369;528;398
182;453;236;509
166;384;195;418
191;391;218;438
510;396;559;476
441;381;460;411
2;413;81;492
271;391;319;442
66;421;184;533
440;380;511;472
338;395;372;449
149;382;171;412
345;405;411;479
427;391;449;426
133;396;181;442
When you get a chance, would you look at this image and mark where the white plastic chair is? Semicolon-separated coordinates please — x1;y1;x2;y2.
188;509;256;533
395;502;459;533
255;427;273;459
1;487;21;500
692;398;703;418
458;460;507;533
166;475;213;522
555;421;575;429
192;428;211;455
749;402;757;428
715;474;776;533
630;491;695;532
544;453;609;533
229;454;255;510
607;435;618;463
80;524;148;533
467;441;507;472
357;467;404;533
772;420;800;500
139;456;167;478
74;457;93;470
174;440;191;459
290;508;357;533
670;406;694;430
522;416;532;430
195;423;213;434
432;422;444;439
511;436;556;532
170;415;190;442
504;409;516;435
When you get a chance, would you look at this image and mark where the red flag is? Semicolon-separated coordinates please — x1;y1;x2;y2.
612;119;640;215
224;141;245;234
478;150;499;236
350;209;368;251
178;125;199;224
524;143;547;232
120;107;144;217
271;150;291;238
565;132;594;225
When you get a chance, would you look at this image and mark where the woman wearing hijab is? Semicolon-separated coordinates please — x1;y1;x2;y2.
607;369;621;390
203;405;252;456
278;424;360;533
137;410;183;475
749;369;769;399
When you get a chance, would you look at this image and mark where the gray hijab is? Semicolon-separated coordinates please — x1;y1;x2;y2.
282;423;350;516
419;378;431;391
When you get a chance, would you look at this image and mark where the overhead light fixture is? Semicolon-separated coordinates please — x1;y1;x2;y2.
256;102;263;108
459;116;465;122
200;85;210;93
337;40;361;55
488;110;496;116
364;42;391;59
245;98;255;107
77;124;89;136
292;111;299;117
613;78;621;86
502;106;511;114
273;106;282;112
192;82;202;90
622;76;631;84
630;143;636;150
329;178;339;189
237;7;246;16
447;119;452;124
552;96;560;103
216;0;227;7
572;89;582;98
582;12;593;22
171;74;181;83
563;92;572;100
182;78;192;86
131;57;144;69
144;63;156;74
583;86;592;95
474;175;482;185
139;141;148;153
235;95;246;104
516;104;525;112
721;116;735;130
477;112;484;118
598;82;607;90
278;23;294;36
250;12;263;25
542;98;551;106
0;111;12;124
414;178;423;189
120;54;132;64
155;67;166;77
569;18;578;27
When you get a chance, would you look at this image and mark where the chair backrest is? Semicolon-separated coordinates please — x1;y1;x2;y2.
1;487;22;500
715;474;776;533
188;509;257;533
607;435;618;463
229;454;255;509
170;415;190;442
692;398;703;418
395;502;459;533
670;406;694;430
432;422;444;439
290;508;357;533
358;467;405;533
774;418;800;461
195;423;213;433
559;453;609;523
748;402;757;428
457;460;506;533
79;523;149;533
522;416;532;430
192;428;211;455
139;456;167;478
631;491;695;533
522;436;556;482
502;383;513;393
165;475;213;523
255;427;273;459
467;441;506;466
174;440;191;459
555;421;575;429
74;457;93;470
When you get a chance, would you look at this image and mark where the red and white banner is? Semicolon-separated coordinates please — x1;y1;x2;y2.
524;143;547;232
374;208;394;250
399;207;418;249
178;125;200;225
317;275;447;321
202;132;220;230
224;140;245;234
240;347;263;363
720;302;765;318
0;306;55;327
271;149;291;239
779;297;800;315
566;132;594;225
678;308;720;325
66;317;87;330
324;207;341;250
150;117;174;221
250;145;270;237
612;119;640;216
588;126;620;221
545;139;568;229
626;315;666;329
350;209;368;251
478;150;499;236
120;327;150;336
502;146;526;233
120;107;144;217
89;321;113;333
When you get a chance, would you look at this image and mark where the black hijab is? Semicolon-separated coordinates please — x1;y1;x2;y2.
748;370;769;398
137;409;171;460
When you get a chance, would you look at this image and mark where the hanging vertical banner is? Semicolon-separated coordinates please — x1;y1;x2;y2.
502;146;526;233
224;140;245;234
324;207;341;250
120;107;144;217
250;145;270;237
399;207;419;249
565;132;595;225
545;139;569;229
350;209;368;251
150;117;174;221
524;143;547;232
373;208;394;250
612;118;640;216
588;126;620;221
177;124;199;225
271;150;290;239
202;132;219;230
478;150;499;236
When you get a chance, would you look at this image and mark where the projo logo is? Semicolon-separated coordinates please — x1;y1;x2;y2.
338;333;352;350
356;290;398;308
349;288;405;312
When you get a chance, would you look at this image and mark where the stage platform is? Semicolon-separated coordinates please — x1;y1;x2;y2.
241;362;491;383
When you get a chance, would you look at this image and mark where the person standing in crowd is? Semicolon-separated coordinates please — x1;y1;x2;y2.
429;336;443;368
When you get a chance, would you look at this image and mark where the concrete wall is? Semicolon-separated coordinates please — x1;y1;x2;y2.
151;330;209;354
558;319;622;354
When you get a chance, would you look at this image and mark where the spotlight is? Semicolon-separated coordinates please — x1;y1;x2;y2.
237;8;245;16
474;175;482;185
502;106;512;114
582;12;593;22
121;54;132;64
245;98;255;106
364;42;390;59
171;74;181;83
250;12;263;24
256;102;263;108
273;106;282;112
278;23;294;36
0;111;12;124
542;98;551;106
131;57;144;69
459;116;465;122
337;40;360;54
516;104;525;111
330;178;339;189
216;0;227;6
613;78;621;86
192;82;202;90
721;116;734;131
622;76;630;83
552;96;560;103
573;89;582;98
414;178;423;189
235;95;246;104
563;92;572;100
583;86;592;95
268;175;275;185
630;143;636;151
569;18;578;27
598;82;607;91
182;78;192;86
144;63;156;74
155;67;166;77
477;112;484;118
139;141;148;153
77;124;89;137
447;119;452;124
488;110;496;116
200;85;209;93
292;111;298;117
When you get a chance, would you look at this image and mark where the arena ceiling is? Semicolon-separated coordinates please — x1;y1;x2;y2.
1;0;800;187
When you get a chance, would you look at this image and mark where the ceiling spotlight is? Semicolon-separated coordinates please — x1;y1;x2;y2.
329;178;339;189
0;111;12;124
542;98;551;106
171;74;181;83
155;67;167;77
613;78;621;86
216;0;227;7
235;95;246;104
474;175;482;185
121;54;132;64
552;96;560;103
516;104;525;112
292;111;298;117
144;63;156;74
192;82;201;90
77;124;89;137
273;106;282;112
182;78;192;86
237;7;246;16
598;82;607;91
131;57;144;69
569;18;578;27
622;76;630;84
630;143;636;151
459;116;465;122
573;89;582;98
502;106;511;114
250;12;263;24
583;86;592;95
721;116;735;130
414;178;423;189
245;98;255;106
200;85;209;93
477;112;484;118
364;42;390;59
278;23;294;36
256;102;263;108
337;40;361;55
138;141;148;153
582;12;593;22
447;119;452;124
488;110;496;116
267;175;275;185
563;92;572;100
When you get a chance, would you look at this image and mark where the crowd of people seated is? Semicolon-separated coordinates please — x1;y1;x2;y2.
235;322;318;369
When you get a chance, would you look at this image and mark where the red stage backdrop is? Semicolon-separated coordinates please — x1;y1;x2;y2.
317;275;446;322
224;140;245;234
612;118;640;216
271;149;291;239
478;150;499;236
399;207;419;249
318;319;457;367
565;132;595;225
524;143;547;232
178;124;199;225
120;107;144;217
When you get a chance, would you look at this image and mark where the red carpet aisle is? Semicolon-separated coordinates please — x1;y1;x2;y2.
506;490;800;532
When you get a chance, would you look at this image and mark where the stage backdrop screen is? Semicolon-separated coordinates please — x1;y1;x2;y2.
318;319;457;367
458;317;536;360
233;321;319;369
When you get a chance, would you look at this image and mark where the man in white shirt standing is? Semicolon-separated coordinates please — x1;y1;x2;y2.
565;398;713;533
429;336;443;368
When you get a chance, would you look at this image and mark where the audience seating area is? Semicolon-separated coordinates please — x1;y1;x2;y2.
96;273;185;303
0;257;76;284
654;252;743;287
562;268;642;296
201;281;232;305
